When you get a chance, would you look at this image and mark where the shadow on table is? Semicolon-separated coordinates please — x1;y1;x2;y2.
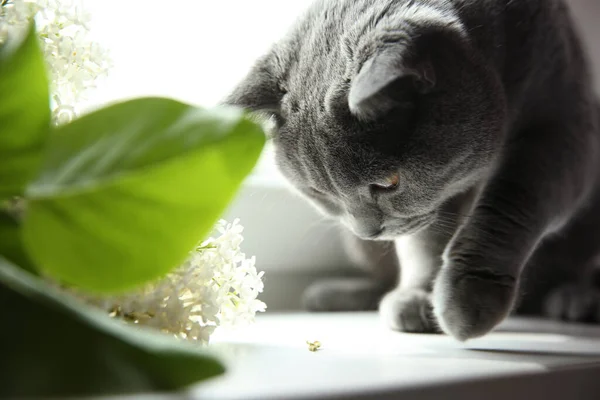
495;316;600;338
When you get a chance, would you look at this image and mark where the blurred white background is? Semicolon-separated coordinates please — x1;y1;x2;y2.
81;0;600;310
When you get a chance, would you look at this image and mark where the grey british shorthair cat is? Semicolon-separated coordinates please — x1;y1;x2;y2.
226;0;600;340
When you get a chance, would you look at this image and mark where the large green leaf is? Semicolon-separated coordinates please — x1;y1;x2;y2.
0;206;36;273
22;98;265;292
0;257;224;398
0;23;50;199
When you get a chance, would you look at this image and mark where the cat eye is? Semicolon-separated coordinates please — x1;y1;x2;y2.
370;172;400;192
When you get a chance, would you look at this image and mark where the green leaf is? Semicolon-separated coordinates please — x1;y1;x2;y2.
0;257;224;398
0;205;36;273
22;98;265;292
0;23;51;199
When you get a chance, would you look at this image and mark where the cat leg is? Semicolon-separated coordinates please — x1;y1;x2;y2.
302;277;392;312
432;125;598;340
379;190;475;333
544;264;600;323
302;232;397;312
378;231;446;333
540;194;600;323
516;201;600;322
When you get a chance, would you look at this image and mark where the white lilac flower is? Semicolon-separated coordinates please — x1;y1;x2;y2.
0;0;111;124
70;219;267;344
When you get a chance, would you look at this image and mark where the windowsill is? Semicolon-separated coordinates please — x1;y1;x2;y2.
193;312;600;400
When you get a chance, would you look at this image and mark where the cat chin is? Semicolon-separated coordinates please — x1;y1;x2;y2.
339;212;438;241
358;218;435;241
377;225;430;241
368;234;399;241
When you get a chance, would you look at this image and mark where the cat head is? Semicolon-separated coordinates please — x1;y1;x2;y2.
226;1;507;240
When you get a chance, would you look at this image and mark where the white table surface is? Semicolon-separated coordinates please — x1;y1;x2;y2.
190;312;600;400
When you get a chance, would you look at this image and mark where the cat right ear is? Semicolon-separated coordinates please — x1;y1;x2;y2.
223;55;283;116
348;46;435;121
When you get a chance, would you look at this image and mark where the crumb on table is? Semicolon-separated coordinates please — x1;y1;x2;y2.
307;340;321;352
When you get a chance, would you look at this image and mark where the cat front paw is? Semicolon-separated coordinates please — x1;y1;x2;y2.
432;262;518;341
544;284;600;323
378;289;440;333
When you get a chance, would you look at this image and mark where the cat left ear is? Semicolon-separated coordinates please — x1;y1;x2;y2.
223;53;284;115
348;47;435;121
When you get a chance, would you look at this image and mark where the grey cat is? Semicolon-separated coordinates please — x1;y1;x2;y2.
226;0;600;340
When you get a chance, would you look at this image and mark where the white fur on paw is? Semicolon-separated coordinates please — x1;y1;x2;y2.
379;289;440;333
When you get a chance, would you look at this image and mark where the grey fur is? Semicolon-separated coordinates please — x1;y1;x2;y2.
226;0;600;340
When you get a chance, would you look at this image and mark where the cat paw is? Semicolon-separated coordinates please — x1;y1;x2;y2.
544;284;600;323
378;289;440;333
432;264;517;341
302;278;388;312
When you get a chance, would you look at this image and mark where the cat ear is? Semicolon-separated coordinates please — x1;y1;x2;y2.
223;55;283;115
348;47;435;121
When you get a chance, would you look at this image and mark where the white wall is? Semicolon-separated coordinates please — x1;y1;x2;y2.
83;0;353;280
83;0;313;108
